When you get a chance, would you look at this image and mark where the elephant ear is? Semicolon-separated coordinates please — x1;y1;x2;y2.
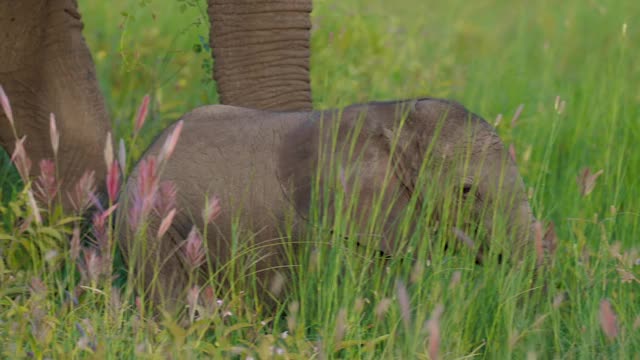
372;98;485;193
277;104;416;253
364;100;424;193
334;128;413;254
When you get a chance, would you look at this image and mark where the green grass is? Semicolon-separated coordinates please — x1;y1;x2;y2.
1;0;640;358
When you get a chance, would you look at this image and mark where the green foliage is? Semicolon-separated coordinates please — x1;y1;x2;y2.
0;149;20;206
1;0;639;358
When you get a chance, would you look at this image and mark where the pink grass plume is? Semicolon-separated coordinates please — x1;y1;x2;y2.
0;84;14;129
157;208;176;239
159;120;183;163
129;157;159;230
137;156;158;202
395;279;411;331
599;299;618;341
203;195;222;223
184;226;206;270
511;104;524;127
70;226;81;262
134;94;150;135
11;136;32;181
35;159;58;205
104;132;113;169
27;189;42;224
49;113;59;157
155;180;176;218
425;304;444;360
82;248;103;283
106;160;120;203
68;170;96;213
92;204;118;252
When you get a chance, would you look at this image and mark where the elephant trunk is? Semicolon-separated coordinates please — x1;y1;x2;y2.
0;0;111;211
208;0;313;111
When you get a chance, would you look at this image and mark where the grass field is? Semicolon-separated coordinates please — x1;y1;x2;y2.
1;0;639;358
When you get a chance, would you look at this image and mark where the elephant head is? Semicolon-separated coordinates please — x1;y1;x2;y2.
392;99;536;261
279;98;536;262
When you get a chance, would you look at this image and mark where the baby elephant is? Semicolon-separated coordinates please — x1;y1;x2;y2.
118;98;536;309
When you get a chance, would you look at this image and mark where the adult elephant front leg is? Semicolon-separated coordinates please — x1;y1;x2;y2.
0;0;111;211
208;0;313;111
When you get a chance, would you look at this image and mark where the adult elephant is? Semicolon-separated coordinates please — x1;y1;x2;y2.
0;0;312;209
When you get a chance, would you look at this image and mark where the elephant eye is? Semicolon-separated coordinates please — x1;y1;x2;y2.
462;184;473;196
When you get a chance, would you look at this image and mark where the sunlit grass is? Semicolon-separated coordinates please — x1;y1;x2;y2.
1;0;639;358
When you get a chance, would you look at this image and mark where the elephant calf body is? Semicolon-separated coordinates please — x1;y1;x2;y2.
119;98;536;308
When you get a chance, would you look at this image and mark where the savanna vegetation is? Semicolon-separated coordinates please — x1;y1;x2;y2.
1;0;639;358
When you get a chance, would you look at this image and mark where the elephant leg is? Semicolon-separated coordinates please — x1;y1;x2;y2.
208;0;313;111
0;0;111;211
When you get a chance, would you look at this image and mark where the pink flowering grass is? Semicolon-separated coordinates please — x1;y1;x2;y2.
11;136;32;181
134;94;150;135
183;226;206;271
49;113;59;158
35;159;58;207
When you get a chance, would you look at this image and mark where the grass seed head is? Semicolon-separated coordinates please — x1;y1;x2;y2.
577;168;603;197
396;279;411;330
599;299;618;341
159;120;183;163
184;226;206;270
104;132;113;169
155;180;177;218
70;226;81;262
134;94;150;135
106;160;120;203
187;286;200;322
375;298;392;321
0;84;15;129
156;208;177;239
11;136;32;181
425;304;444;360
511;104;524;127
35;159;58;205
68;170;96;213
334;308;347;344
49;113;59;157
27;190;42;224
118;138;127;173
81;247;104;283
203;195;222;223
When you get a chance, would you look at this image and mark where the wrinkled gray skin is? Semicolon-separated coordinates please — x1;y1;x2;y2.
119;98;536;307
0;0;312;208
